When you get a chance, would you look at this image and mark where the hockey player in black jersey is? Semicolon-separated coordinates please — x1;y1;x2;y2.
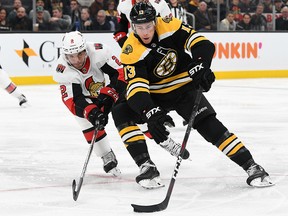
112;2;274;189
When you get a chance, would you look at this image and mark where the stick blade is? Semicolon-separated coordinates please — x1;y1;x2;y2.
72;179;79;201
131;202;167;213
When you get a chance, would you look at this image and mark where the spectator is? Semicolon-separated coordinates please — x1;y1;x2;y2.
89;0;105;22
70;0;82;30
251;4;268;31
263;0;273;13
219;11;237;31
239;0;256;13
105;0;118;29
36;6;51;31
10;6;32;31
193;1;217;31
168;0;188;24
51;0;70;15
78;0;94;6
275;0;284;13
276;6;288;30
0;7;11;31
41;0;53;15
187;0;199;14
71;6;94;30
236;12;253;30
230;0;242;22
49;6;71;31
7;0;22;23
93;9;112;31
29;0;51;23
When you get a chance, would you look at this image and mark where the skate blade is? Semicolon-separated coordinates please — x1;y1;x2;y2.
108;167;121;177
250;176;275;188
138;177;165;189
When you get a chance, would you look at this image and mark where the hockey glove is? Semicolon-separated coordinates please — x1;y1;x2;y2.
84;106;108;130
143;107;175;144
188;61;215;92
97;86;119;115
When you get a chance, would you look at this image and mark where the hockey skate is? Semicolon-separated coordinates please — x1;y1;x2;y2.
246;163;274;187
160;137;190;159
101;150;121;177
19;94;28;107
136;159;164;189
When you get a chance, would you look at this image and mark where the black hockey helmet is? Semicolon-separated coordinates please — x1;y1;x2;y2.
130;2;156;24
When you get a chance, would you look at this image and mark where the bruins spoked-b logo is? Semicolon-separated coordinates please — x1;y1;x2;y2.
154;47;177;78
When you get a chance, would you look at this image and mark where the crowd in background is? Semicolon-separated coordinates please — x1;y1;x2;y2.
0;0;287;32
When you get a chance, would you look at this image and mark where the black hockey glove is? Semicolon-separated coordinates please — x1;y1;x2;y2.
97;86;119;115
85;107;108;130
188;61;215;92
143;107;175;144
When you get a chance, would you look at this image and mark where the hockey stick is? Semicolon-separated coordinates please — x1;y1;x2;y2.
131;88;203;212
72;121;100;201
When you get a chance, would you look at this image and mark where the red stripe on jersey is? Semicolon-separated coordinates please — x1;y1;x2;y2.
63;97;76;115
5;83;17;94
117;68;126;83
80;57;90;74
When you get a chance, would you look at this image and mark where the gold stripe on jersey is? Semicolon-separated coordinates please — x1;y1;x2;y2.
126;78;150;100
184;31;208;51
118;126;145;147
121;18;182;65
218;134;244;157
121;33;151;65
156;17;182;40
149;71;192;94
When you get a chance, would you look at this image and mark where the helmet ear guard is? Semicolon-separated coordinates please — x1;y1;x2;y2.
62;31;87;55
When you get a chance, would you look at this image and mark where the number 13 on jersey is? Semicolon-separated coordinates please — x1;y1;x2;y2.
124;65;136;80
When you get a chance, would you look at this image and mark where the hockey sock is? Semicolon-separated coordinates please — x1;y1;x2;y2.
117;123;150;166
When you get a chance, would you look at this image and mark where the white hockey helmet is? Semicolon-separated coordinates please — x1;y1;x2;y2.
61;31;86;55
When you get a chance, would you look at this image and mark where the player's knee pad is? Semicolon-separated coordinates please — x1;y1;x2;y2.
195;114;228;144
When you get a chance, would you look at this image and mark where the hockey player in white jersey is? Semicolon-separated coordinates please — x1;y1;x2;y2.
53;31;126;176
0;67;28;107
114;0;172;47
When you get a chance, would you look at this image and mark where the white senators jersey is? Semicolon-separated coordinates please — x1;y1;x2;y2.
118;0;172;27
53;42;125;116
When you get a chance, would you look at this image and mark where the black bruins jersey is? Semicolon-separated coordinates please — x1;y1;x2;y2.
120;17;214;114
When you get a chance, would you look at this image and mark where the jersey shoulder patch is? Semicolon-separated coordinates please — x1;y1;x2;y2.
56;64;66;73
120;34;149;65
93;43;103;50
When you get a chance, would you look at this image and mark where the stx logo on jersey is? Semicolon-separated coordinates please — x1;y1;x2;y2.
15;40;38;67
188;63;204;76
145;107;161;119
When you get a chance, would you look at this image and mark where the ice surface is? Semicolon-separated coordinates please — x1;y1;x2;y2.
1;79;288;216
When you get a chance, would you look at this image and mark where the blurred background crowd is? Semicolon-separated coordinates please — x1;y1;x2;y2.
0;0;287;32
